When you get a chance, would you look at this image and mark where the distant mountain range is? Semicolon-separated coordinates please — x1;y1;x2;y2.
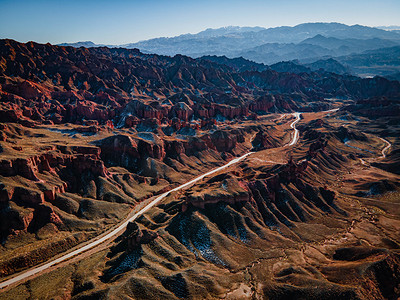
59;22;400;77
267;58;352;75
58;41;108;48
377;25;400;31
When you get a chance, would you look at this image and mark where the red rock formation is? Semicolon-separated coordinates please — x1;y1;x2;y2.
307;138;328;159
252;131;275;150
3;80;50;100
125;222;158;250
34;204;63;227
0;185;14;202
200;118;217;129
13;187;45;206
171;117;182;130
137;104;167;120
125;115;140;127
182;177;251;211
165;140;186;157
96;135;140;170
1;39;398;131
171;102;194;121
210;130;237;152
283;157;308;182
0;158;40;181
215;104;249;119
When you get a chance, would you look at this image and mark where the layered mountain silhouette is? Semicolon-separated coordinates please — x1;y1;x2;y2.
58;22;400;77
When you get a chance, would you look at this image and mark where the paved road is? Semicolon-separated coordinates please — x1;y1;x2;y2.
286;112;301;147
378;137;391;158
0;112;302;289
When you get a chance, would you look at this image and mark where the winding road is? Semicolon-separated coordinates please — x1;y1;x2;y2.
348;136;391;164
286;112;301;147
0;112;302;290
378;137;391;158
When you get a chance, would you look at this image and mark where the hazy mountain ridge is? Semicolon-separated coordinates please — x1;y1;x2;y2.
57;41;109;48
58;22;400;76
130;23;400;64
268;58;352;75
335;46;400;77
59;22;400;52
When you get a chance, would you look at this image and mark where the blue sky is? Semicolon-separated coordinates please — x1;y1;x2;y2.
0;0;399;44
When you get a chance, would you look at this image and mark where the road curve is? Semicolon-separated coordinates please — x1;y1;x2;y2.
0;112;302;289
286;112;301;147
378;137;391;158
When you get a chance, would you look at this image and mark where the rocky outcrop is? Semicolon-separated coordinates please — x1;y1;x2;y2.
209;130;238;152
252;130;276;150
307;138;328;159
125;222;158;250
279;158;309;182
171;102;194;121
137;138;166;161
181;157;337;228
335;126;368;142
246;160;340;228
0;146;108;183
124;115;140;127
0;158;41;181
345;95;400;119
96;128;248;172
95;134;146;170
182;176;251;211
12;187;45;206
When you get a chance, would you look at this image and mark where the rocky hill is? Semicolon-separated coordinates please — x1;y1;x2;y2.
1;39;399;130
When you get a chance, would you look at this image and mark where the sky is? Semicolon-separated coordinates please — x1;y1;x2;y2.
0;0;399;45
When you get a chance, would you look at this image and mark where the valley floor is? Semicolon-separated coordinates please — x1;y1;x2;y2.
1;108;399;299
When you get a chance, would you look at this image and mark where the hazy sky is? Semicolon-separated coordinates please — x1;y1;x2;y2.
0;0;399;45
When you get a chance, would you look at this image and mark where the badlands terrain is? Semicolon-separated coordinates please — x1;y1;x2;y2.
0;39;399;299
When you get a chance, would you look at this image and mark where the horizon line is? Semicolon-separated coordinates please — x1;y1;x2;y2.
2;21;400;47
